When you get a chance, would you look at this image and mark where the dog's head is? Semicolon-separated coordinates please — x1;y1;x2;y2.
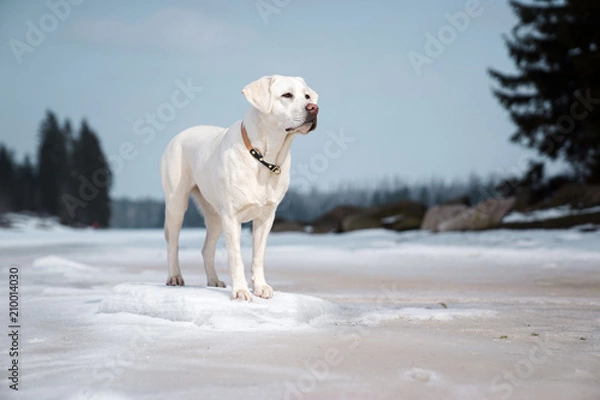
242;75;319;134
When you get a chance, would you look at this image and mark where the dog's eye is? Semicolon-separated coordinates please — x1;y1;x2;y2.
281;93;293;99
305;94;311;100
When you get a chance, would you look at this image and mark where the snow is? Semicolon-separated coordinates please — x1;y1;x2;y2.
1;217;600;399
1;212;70;232
380;215;402;224
358;307;498;324
33;255;100;275
503;205;600;223
99;283;338;332
402;367;442;385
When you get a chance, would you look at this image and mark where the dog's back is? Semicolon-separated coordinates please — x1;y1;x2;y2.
160;125;227;198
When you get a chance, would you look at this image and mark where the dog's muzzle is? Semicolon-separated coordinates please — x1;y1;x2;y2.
286;103;319;132
306;103;319;131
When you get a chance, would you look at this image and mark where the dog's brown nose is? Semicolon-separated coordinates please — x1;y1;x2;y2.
306;103;319;115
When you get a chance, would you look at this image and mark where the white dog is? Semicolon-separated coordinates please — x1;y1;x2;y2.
160;75;319;301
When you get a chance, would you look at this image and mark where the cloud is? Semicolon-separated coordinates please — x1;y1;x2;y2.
70;8;256;53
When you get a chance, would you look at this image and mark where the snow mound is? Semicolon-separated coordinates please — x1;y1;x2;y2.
359;307;497;324
98;283;338;331
31;256;103;286
402;367;442;385
32;256;100;283
33;256;98;273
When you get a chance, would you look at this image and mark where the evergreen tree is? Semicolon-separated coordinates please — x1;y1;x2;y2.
14;155;37;212
71;120;112;227
58;119;78;225
0;145;16;213
489;0;600;183
37;111;69;215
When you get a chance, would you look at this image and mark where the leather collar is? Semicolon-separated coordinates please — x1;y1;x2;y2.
241;122;281;175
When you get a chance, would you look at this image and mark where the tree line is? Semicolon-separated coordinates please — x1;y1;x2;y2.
276;175;497;223
0;111;112;227
110;175;498;228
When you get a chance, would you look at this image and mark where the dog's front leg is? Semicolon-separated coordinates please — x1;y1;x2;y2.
222;214;252;301
251;211;276;299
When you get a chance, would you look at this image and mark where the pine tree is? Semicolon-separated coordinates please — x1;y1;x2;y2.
37;111;69;216
14;155;37;212
72;120;112;227
489;0;600;183
58;119;78;225
0;145;17;213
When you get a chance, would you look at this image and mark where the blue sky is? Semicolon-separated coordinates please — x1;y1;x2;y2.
0;0;552;199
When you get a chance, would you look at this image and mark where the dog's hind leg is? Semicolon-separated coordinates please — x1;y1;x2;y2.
190;187;225;288
165;197;187;286
164;190;188;286
161;140;192;286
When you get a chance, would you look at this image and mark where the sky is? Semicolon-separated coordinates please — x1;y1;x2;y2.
0;0;556;199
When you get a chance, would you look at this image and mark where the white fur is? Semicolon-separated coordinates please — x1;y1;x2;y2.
160;75;319;301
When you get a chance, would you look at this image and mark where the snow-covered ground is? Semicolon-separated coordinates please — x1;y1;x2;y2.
1;219;599;399
503;205;600;223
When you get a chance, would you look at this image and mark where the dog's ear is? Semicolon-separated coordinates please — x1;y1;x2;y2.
296;77;319;104
242;76;274;114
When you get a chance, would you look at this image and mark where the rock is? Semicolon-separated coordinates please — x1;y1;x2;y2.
388;216;423;231
531;184;600;210
437;197;516;232
341;214;381;232
270;218;305;233
341;200;427;232
367;200;427;220
512;187;534;212
421;205;469;231
310;205;363;233
442;195;471;207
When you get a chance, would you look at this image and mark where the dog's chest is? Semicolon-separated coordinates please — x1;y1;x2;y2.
237;201;277;222
231;171;288;222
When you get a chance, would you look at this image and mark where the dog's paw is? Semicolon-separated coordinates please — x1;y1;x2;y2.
166;276;185;286
254;284;273;299
231;287;253;302
207;279;226;288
